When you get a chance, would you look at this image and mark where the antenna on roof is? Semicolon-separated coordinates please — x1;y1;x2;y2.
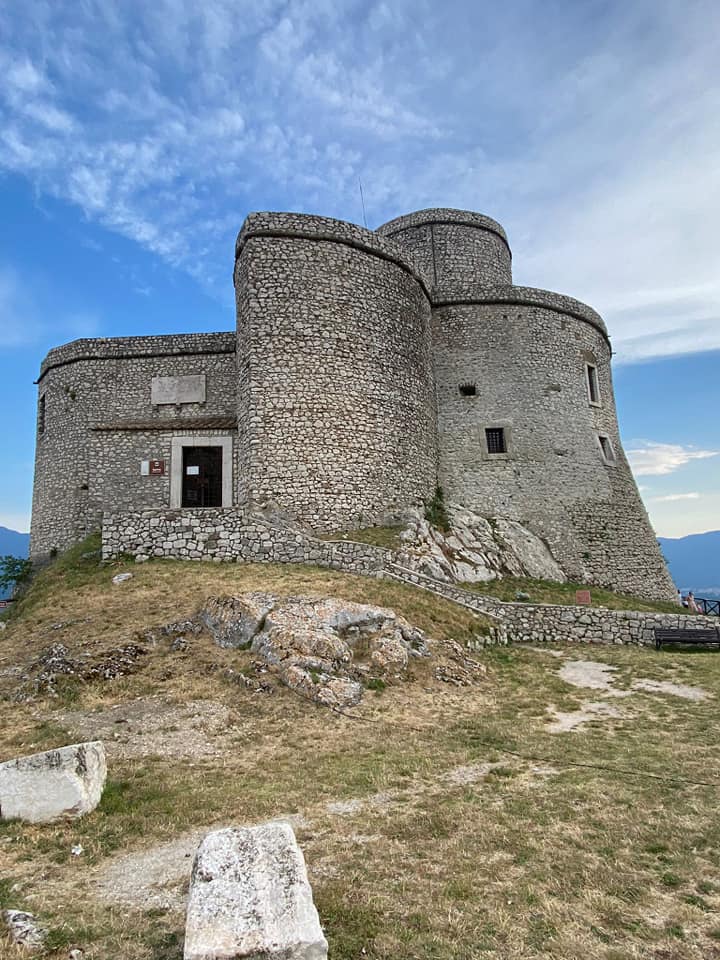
358;178;368;229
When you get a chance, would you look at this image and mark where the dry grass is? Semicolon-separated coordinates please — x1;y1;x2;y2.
2;543;720;958
465;574;682;613
318;525;405;550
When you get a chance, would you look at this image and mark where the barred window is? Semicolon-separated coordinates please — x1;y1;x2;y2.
458;382;477;397
485;427;506;454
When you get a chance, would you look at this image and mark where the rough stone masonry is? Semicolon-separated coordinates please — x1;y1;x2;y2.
30;207;675;601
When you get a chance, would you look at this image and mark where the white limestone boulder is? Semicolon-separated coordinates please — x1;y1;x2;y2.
396;505;567;585
200;593;276;649
184;822;328;960
3;910;46;950
0;741;106;823
200;594;430;708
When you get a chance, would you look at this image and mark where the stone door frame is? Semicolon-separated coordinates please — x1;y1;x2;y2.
170;435;233;508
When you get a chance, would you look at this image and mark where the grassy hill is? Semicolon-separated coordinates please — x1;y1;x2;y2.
2;543;720;959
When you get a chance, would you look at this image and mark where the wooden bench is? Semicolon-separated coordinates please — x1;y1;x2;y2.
654;627;720;650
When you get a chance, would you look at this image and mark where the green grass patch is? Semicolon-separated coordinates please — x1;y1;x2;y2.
462;575;681;613
320;525;404;550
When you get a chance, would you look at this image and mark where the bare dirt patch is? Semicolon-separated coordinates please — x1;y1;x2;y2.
55;698;238;759
547;700;626;732
558;659;631;696
631;678;709;701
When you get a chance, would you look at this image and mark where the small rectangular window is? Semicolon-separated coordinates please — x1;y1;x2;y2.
586;364;600;404
598;434;615;463
38;395;46;435
459;382;477;397
485;427;506;454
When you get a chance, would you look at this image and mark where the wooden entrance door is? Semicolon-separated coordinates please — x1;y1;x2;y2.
181;446;223;507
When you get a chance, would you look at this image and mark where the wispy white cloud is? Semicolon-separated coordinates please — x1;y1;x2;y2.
627;441;719;477
0;0;718;355
649;492;701;503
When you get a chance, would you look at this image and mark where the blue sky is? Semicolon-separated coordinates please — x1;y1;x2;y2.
1;0;718;537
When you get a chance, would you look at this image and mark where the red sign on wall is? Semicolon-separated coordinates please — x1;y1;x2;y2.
575;589;592;606
149;459;165;476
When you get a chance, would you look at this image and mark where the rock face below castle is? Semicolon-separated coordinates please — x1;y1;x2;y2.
29;208;676;602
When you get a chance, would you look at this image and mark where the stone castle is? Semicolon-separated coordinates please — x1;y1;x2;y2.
30;207;676;601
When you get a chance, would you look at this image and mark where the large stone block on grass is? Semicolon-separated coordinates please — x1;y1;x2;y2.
184;822;328;960
0;740;106;823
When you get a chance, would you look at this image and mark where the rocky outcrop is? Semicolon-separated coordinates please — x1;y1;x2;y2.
0;741;106;823
200;594;430;709
200;594;276;649
183;822;327;960
396;506;566;585
3;910;47;951
13;642;147;700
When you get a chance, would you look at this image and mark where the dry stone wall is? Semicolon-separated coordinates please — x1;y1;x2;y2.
102;513;700;648
490;600;719;647
102;509;388;574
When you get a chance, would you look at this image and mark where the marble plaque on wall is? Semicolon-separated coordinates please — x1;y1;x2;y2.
151;374;206;405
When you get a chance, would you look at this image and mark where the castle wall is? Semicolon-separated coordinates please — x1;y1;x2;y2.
29;205;677;606
30;333;236;558
431;293;676;600
234;213;438;531
376;208;512;296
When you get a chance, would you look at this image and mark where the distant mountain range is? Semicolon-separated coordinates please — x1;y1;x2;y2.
658;531;720;597
0;526;30;600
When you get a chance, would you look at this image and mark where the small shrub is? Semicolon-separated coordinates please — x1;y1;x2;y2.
661;871;682;888
425;486;450;533
0;555;33;595
365;677;386;694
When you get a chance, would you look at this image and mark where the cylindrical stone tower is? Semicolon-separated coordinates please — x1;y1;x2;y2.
234;212;438;531
377;208;512;297
378;208;676;601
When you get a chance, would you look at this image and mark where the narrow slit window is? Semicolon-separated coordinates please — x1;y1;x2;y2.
38;394;46;435
598;434;615;463
586;364;600;404
485;427;506;454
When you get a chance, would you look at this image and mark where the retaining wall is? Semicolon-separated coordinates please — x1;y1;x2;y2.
102;509;389;575
490;600;719;647
102;512;710;649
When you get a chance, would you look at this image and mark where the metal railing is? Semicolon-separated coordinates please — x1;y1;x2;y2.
696;597;720;617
